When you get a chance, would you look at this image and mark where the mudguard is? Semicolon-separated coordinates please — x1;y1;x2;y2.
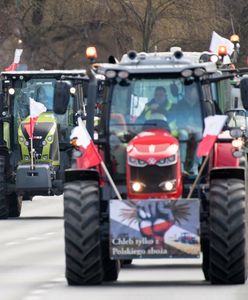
213;141;239;168
210;166;245;181
65;168;99;183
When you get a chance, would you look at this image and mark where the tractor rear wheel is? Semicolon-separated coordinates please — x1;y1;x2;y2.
201;232;209;281
201;200;210;281
0;156;8;219
8;193;23;217
209;178;247;284
64;180;103;285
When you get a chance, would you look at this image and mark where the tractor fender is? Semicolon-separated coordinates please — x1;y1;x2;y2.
210;167;245;181
65;168;99;183
213;142;239;168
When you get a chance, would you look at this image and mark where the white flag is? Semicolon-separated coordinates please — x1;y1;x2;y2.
209;31;234;56
13;49;23;64
197;115;228;157
29;98;47;118
70;118;101;169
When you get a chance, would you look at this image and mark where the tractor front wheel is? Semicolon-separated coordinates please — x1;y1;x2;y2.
0;156;8;219
64;180;103;285
209;178;247;284
8;193;23;217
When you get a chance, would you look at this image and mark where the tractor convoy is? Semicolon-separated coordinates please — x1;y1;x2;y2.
0;40;248;286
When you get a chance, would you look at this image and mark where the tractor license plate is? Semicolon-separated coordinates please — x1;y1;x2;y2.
109;199;200;259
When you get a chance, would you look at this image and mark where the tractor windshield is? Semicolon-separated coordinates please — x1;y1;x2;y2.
13;78;74;144
109;76;203;175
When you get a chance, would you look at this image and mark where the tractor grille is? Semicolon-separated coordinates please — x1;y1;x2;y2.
21;122;53;157
130;164;177;193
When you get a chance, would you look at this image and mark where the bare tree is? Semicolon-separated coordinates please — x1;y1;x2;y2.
106;0;177;52
0;1;20;70
1;0;246;69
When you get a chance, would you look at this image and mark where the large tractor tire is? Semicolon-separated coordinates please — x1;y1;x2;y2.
201;200;210;281
209;178;247;284
201;228;209;281
64;180;103;285
0;156;8;219
8;193;23;217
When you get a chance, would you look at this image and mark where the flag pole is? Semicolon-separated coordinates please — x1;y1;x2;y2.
30;117;35;170
187;155;209;199
30;136;35;170
100;161;122;200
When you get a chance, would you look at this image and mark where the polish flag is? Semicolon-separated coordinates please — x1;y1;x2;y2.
209;31;234;56
4;49;23;72
197;115;228;157
4;63;18;72
24;98;47;138
70;118;101;169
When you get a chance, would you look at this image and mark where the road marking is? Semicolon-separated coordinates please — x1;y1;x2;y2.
51;276;65;283
21;276;65;300
5;241;20;246
44;232;56;236
30;289;46;295
23;296;41;300
26;236;46;241
40;283;54;289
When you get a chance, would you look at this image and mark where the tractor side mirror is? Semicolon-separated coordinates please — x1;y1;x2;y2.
240;77;248;110
53;81;71;114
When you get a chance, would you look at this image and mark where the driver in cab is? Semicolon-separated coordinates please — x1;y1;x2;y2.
137;86;172;123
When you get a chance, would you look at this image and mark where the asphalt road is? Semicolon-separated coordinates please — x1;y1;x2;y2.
0;196;247;300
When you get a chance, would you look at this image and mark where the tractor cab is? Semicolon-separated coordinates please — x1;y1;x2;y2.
0;69;88;218
92;49;218;198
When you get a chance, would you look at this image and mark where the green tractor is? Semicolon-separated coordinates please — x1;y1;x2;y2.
0;70;87;218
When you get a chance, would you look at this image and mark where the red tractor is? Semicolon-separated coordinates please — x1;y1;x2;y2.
57;48;248;285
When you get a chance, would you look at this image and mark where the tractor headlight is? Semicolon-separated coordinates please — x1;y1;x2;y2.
24;141;29;146
181;69;193;78
47;135;53;143
118;70;129;79
230;128;243;138
156;155;176;166
19;136;24;143
232;138;243;148
8;88;15;95
128;156;147;167
131;181;146;192
105;70;117;78
193;68;205;77
159;180;176;192
210;54;219;63
42;140;47;146
70;87;76;94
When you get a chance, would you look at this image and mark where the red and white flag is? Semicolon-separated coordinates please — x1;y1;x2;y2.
197;115;228;157
30;98;47;118
70;118;101;169
209;31;234;56
24;98;47;138
4;49;23;72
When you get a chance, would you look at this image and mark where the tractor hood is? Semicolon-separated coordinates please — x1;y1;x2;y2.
18;112;60;166
127;129;179;162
